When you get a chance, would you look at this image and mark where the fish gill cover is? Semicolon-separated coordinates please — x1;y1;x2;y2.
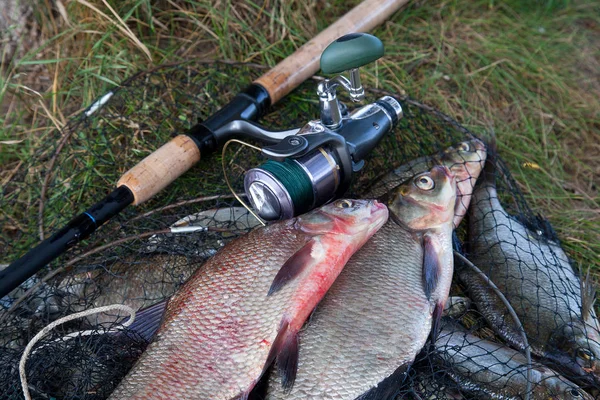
0;61;597;399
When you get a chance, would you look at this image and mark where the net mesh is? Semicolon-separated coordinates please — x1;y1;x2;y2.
0;60;598;399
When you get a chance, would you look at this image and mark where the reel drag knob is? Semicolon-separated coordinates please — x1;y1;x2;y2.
318;33;384;128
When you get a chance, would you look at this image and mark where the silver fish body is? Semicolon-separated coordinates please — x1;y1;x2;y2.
428;319;594;400
266;166;457;399
266;221;441;399
461;158;600;386
144;206;262;255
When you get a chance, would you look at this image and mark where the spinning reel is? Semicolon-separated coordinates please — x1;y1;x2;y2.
0;4;407;300
228;33;403;220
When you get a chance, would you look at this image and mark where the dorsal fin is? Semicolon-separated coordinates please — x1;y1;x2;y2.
581;266;597;322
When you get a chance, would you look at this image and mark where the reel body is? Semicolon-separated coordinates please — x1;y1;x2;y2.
210;33;403;221
244;96;402;220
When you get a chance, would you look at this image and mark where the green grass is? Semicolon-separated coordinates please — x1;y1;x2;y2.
0;0;598;272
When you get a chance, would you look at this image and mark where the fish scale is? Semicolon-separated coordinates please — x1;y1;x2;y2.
271;222;429;398
464;181;582;340
421;319;595;400
111;224;305;399
460;156;600;387
267;165;457;399
109;199;387;399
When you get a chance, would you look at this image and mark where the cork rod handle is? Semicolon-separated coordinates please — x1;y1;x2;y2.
254;0;409;104
117;135;200;205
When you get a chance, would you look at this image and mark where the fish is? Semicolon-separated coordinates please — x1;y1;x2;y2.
443;296;472;319
266;165;457;399
1;263;60;315
57;254;201;325
458;151;600;388
423;318;594;400
144;206;262;255
361;138;486;228
108;199;388;399
405;369;465;400
57;207;261;325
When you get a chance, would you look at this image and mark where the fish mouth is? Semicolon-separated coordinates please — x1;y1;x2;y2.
363;200;389;235
431;165;457;187
544;349;598;387
327;199;388;237
370;199;387;212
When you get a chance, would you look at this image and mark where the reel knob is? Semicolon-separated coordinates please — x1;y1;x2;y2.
320;33;384;74
317;33;384;128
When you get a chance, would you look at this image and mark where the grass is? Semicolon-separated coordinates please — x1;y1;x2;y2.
0;0;598;273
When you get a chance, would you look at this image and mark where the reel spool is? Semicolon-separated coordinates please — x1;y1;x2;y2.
245;147;340;220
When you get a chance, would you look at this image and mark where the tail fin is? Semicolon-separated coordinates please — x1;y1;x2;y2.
479;160;498;190
480;126;497;156
477;129;499;189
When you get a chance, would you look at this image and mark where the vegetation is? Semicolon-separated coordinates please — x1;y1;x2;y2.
0;0;598;270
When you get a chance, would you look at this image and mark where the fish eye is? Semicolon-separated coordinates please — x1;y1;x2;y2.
336;199;353;209
568;388;583;398
577;348;595;361
457;142;471;152
415;175;435;191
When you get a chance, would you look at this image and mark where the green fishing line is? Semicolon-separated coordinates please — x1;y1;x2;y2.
260;159;314;214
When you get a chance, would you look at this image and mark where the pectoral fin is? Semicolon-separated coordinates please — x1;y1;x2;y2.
422;235;441;300
268;239;317;296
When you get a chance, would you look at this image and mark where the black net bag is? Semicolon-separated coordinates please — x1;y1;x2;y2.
0;60;597;399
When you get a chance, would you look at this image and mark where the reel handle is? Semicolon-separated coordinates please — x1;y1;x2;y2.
320;33;384;74
254;0;408;104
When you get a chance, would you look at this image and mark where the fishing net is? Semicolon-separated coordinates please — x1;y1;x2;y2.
0;60;598;399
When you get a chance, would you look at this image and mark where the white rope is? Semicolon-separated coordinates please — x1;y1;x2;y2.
20;304;136;400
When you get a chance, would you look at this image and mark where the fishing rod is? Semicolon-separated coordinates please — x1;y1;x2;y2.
0;0;409;298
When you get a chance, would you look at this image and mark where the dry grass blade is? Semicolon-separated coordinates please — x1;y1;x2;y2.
76;0;152;62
